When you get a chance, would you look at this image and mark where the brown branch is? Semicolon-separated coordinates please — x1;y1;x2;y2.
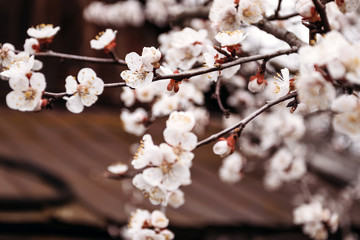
103;171;136;180
196;91;298;148
267;12;299;21
274;0;283;19
43;47;299;97
154;47;299;81
31;50;126;65
254;19;306;48
311;0;331;33
212;77;230;118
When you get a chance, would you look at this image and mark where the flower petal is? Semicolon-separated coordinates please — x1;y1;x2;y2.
65;95;84;113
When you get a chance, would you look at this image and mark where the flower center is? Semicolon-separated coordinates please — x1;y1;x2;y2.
77;84;89;97
24;88;37;100
161;162;173;174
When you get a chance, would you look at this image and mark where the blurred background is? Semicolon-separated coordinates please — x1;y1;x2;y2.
0;1;359;239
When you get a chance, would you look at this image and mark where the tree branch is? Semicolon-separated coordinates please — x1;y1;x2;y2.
267;12;299;21
196;92;298;148
31;50;126;65
43;47;299;98
213;77;230;118
311;0;331;33
254;19;306;48
154;47;299;81
274;0;283;19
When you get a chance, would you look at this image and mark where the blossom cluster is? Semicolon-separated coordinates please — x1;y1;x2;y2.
121;47;161;88
209;0;265;31
0;24;63;112
293;201;339;240
131;111;197;208
122;209;174;240
296;30;360;140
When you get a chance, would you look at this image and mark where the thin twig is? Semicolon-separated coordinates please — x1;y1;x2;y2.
311;0;331;33
109;49;121;62
196;92;298;148
31;50;126;65
267;12;299;21
154;47;299;81
274;0;283;19
213;77;230;118
43;47;299;98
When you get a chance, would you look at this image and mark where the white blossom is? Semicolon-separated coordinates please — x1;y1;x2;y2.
209;0;240;31
141;46;161;71
215;30;247;47
120;108;148;136
150;210;169;229
270;68;292;98
121;52;154;88
213;139;232;158
238;0;265;24
124;208;174;240
64;68;104;113
6;72;46;111
166;111;195;132
168;189;185;208
331;94;360;140
132;134;163;169
219;152;246;184
1;54;35;80
107;162;128;175
0;43;15;67
27;24;60;39
90;29;117;50
24;38;39;54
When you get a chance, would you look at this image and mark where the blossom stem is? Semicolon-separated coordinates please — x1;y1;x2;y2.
311;0;331;33
27;50;127;65
196;91;298;148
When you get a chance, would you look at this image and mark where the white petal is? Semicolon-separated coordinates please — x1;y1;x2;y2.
166;111;195;132
142;167;163;186
163;127;181;146
132;173;148;190
280;68;289;81
9;76;28;91
143;71;154;86
213;140;231;156
65;76;78;94
150;210;169;229
89;77;104;95
77;68;96;84
125;52;142;71
180;132;197;151
65;95;84;113
30;72;46;91
6;91;23;110
81;94;98;107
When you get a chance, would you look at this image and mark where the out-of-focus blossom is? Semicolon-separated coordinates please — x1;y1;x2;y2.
120;108;148;136
90;29;117;52
27;24;60;40
219;152;246;184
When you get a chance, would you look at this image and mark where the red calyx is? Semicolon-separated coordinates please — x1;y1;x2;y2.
104;40;116;53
